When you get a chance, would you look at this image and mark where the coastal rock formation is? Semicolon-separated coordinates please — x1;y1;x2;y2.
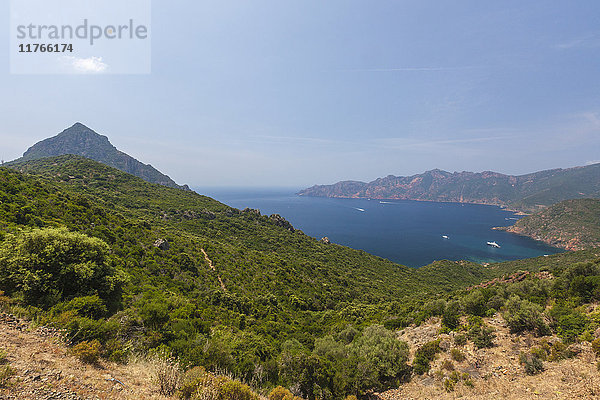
504;198;600;251
298;164;600;212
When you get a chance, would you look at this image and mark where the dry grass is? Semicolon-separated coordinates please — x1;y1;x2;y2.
0;312;176;399
382;314;600;399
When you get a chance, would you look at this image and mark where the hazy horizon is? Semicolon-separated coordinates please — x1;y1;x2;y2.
2;1;600;187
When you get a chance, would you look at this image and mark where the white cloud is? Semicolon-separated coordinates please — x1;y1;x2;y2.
62;56;108;73
556;34;600;49
586;160;600;165
342;66;481;72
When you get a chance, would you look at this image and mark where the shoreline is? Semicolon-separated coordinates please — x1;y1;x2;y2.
297;193;533;215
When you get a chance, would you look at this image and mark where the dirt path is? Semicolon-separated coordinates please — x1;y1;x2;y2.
201;249;227;291
0;313;173;400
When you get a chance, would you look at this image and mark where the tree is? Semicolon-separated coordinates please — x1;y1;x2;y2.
0;228;125;309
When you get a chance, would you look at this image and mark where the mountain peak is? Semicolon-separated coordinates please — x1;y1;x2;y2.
18;123;189;190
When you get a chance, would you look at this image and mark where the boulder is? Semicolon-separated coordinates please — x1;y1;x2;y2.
154;238;170;251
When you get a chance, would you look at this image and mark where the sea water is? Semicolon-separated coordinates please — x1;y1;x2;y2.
196;187;563;268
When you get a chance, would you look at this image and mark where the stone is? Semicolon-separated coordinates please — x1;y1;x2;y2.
153;238;170;251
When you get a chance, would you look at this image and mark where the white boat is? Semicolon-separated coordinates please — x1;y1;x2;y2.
355;208;365;212
442;235;449;239
487;241;501;248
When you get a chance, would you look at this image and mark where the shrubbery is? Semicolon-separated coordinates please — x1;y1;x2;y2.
0;228;125;309
71;340;101;364
519;352;544;375
503;295;550;336
412;340;441;375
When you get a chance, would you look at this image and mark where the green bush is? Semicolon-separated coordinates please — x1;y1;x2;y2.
350;325;411;384
503;295;550;336
468;323;496;349
453;334;467;346
441;360;454;371
413;340;441;375
178;365;259;400
51;295;107;319
442;301;461;330
71;339;101;364
0;228;125;309
548;303;588;343
0;365;14;388
268;386;302;400
520;352;544;375
450;348;465;362
592;338;600;355
462;290;487;317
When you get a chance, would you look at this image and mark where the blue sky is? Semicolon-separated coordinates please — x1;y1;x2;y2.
1;1;599;187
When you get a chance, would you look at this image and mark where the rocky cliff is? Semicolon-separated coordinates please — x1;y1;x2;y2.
298;165;600;212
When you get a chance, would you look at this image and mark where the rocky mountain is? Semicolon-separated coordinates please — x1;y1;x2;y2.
503;198;600;250
298;164;600;212
14;122;189;190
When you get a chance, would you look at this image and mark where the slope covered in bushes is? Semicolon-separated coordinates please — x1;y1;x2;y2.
1;155;599;399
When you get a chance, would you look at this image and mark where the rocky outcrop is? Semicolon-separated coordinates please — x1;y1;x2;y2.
320;237;331;244
269;214;295;232
153;238;170;251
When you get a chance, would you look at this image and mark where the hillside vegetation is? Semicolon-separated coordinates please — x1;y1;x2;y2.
506;198;600;250
1;155;599;399
298;164;600;212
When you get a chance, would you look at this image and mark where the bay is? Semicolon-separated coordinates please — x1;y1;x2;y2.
196;187;564;268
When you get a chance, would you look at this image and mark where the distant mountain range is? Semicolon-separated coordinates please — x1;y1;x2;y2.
10;123;189;190
298;164;600;212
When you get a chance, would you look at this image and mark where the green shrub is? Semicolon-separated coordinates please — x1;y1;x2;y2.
269;386;302;400
179;365;259;400
549;304;588;343
443;377;455;392
468;324;496;349
520;352;544;375
413;340;441;375
592;338;600;355
0;228;125;309
349;325;411;385
0;365;14;388
51;295;107;319
220;380;260;400
503;295;550;336
450;348;465;362
453;334;467;346
441;360;454;371
462;290;487;317
442;301;461;330
71;339;101;364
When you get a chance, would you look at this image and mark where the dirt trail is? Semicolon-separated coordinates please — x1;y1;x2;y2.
0;313;173;400
201;249;227;291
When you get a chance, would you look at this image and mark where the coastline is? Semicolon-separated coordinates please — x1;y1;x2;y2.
297;193;533;215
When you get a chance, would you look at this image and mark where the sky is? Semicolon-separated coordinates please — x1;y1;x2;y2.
1;0;599;187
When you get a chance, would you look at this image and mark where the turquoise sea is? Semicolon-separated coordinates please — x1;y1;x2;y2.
196;188;564;268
